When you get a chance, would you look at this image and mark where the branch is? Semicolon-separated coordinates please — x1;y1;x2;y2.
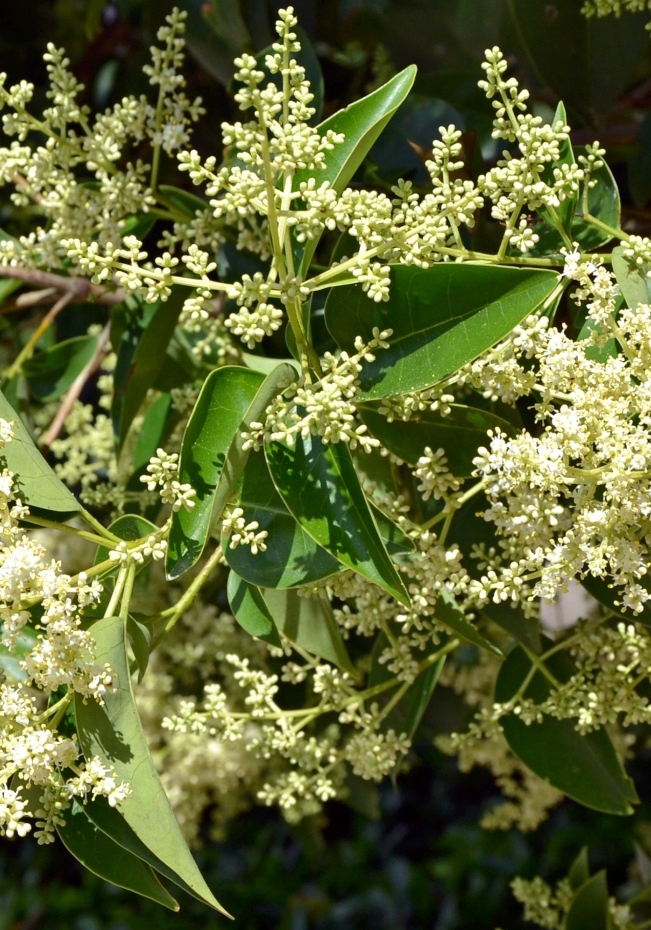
0;266;125;305
41;322;111;451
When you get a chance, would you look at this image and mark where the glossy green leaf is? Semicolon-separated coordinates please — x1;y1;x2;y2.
56;801;179;910
0;389;81;516
0;277;21;303
568;846;591;891
158;184;209;220
481;602;542;655
223;448;341;588
581;574;651;629
23;334;100;402
325;264;559;399
75;615;229;915
127;613;154;682
565;871;611;930
370;505;415;556
539;101;577;236
112;288;185;450
227;572;281;647
95;514;159;566
435;590;502;657
295;66;416;274
130;392;174;480
263;587;357;675
359;404;516;475
121;212;156;239
167;362;297;578
265;435;410;606
509;0;648;127
296;66;416;197
167;366;264;577
495;641;638;815
612;245;650;310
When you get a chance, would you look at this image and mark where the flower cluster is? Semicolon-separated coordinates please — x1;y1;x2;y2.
0;420;129;843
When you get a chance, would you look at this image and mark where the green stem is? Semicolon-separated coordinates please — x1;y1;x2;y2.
20;515;109;547
119;562;136;621
157;544;223;639
104;564;128;618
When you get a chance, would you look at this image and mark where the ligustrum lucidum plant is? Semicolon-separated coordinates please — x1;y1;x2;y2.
1;2;651;923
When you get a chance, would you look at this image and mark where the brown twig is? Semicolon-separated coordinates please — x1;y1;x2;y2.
40;322;111;451
0;266;125;305
4;289;78;381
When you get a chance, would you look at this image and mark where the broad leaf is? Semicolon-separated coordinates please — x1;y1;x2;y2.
23;334;100;402
581;574;651;629
112;287;185;450
127;613;154;682
434;590;503;657
167;362;297;578
482;602;542;655
565;871;611;930
568;847;591;891
130;392;174;481
158;184;209;220
538;101;577;236
495;640;638;815
75;615;229;915
325;264;559;399
223;448;341;588
612;245;650;310
95;514;159;567
360;404;516;475
56;801;179;910
227;572;282;647
0;389;81;516
295;66;416;274
263;587;357;675
265;435;410;606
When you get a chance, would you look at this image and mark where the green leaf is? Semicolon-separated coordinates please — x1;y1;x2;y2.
297;66;417;197
263;587;357;675
95;514;159;567
56;801;179;910
227;572;282;647
568;847;591;891
359;404;516;475
325;264;559;400
130;393;174;480
495;640;638;815
157;184;209;220
294;66;416;274
75;615;229;915
265;435;410;606
581;574;651;629
612;245;650;310
370;505;415;556
0;389;81;516
167;362;297;578
223;448;341;588
481;602;542;655
565;871;611;930
434;590;502;657
22;334;100;402
509;0;648;128
127;613;154;682
121;212;156;239
112;288;185;450
538;101;577;236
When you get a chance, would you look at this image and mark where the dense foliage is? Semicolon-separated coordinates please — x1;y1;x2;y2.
4;1;651;927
